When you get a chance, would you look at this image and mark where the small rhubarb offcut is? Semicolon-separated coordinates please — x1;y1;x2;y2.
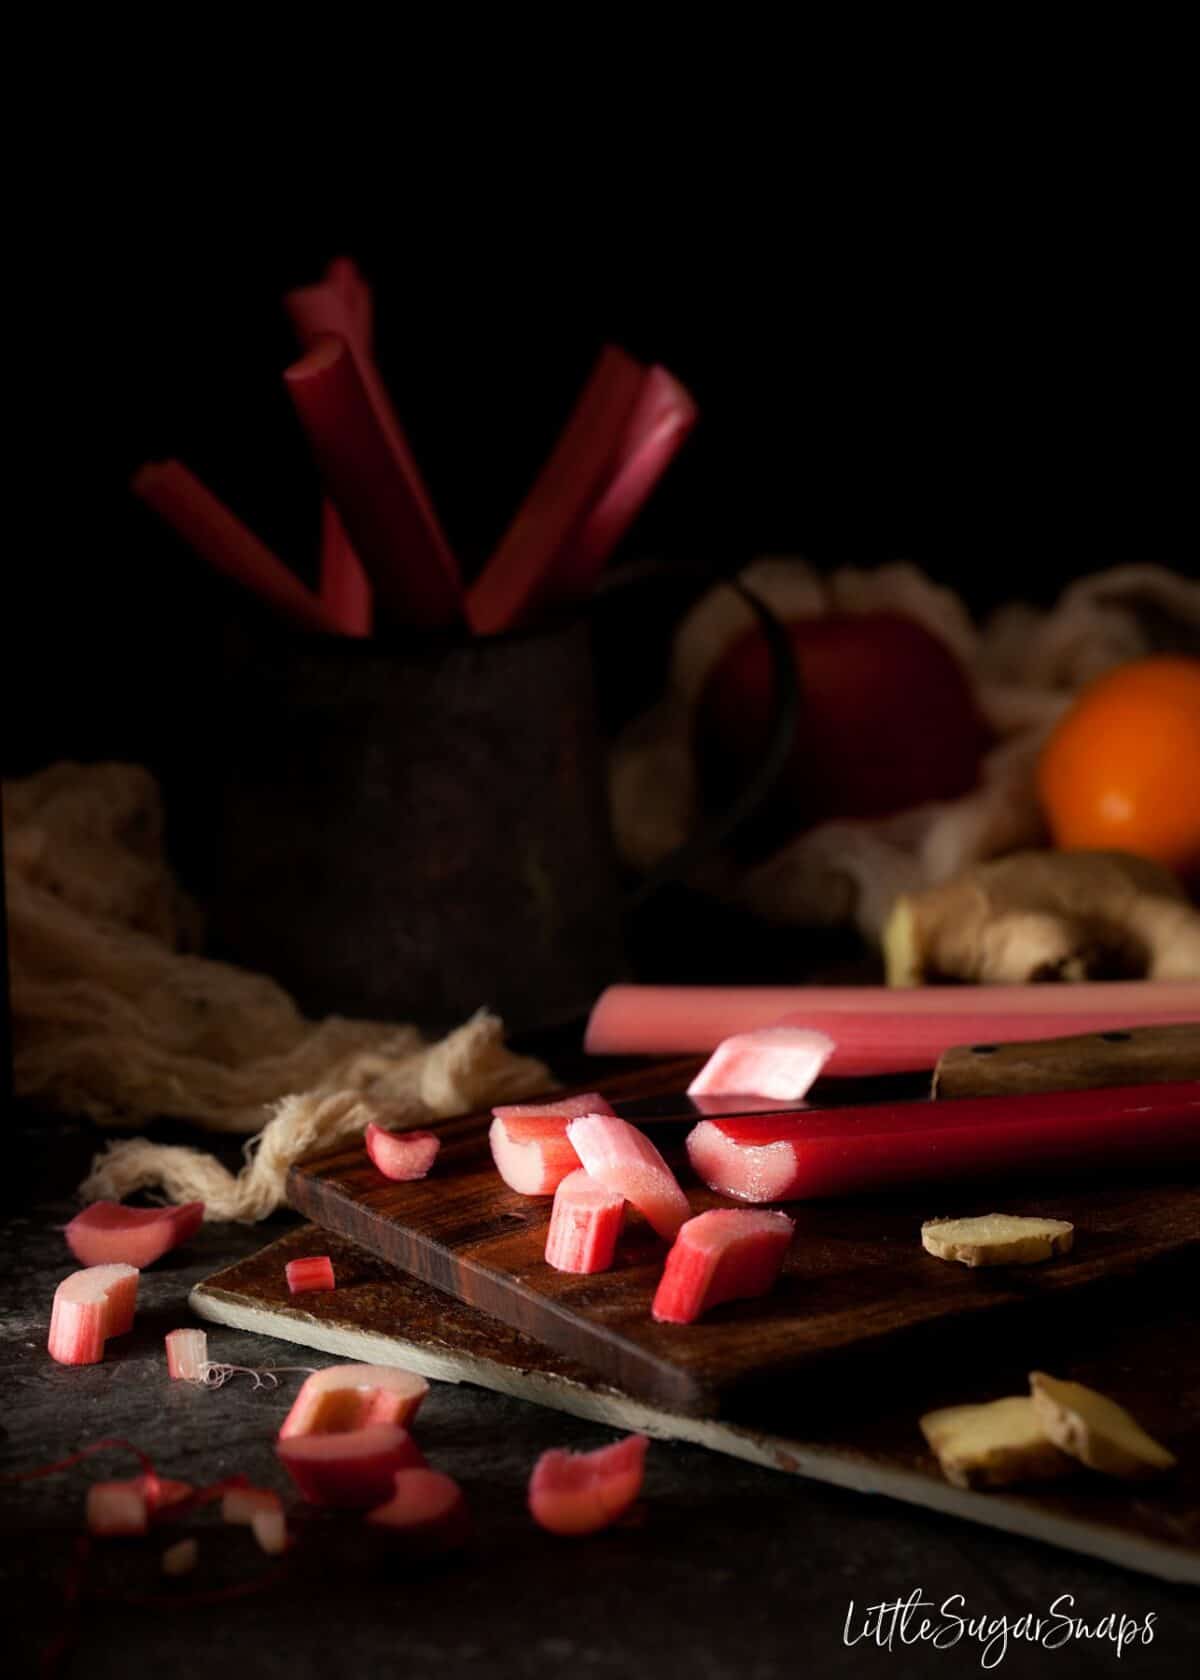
48;1265;139;1365
278;1364;429;1440
366;1468;471;1554
528;1435;648;1536
222;1486;283;1527
545;1171;625;1274
566;1114;690;1241
251;1507;289;1556
489;1092;614;1196
687;1026;834;1102
86;1479;149;1537
365;1123;441;1182
162;1538;198;1577
286;1256;336;1295
66;1200;205;1269
652;1209;795;1324
165;1328;208;1382
276;1424;424;1508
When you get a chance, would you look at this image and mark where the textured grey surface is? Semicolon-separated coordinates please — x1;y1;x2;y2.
3;1122;1198;1679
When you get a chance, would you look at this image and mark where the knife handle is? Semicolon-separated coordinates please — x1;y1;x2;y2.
933;1022;1200;1100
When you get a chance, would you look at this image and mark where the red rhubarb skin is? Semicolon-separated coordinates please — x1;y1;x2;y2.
276;1424;425;1508
365;1124;441;1182
366;1469;471;1554
528;1435;649;1536
66;1201;205;1270
285;1256;336;1295
686;1081;1200;1202
652;1210;795;1324
544;1170;625;1274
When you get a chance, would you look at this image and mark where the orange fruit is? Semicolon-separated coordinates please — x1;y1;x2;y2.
1036;654;1200;879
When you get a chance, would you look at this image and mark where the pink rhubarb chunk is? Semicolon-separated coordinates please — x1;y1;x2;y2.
222;1486;283;1526
687;1026;834;1101
276;1424;424;1508
365;1123;441;1182
251;1507;289;1556
652;1209;794;1324
86;1480;149;1537
278;1363;429;1440
528;1434;649;1535
489;1092;615;1196
48;1264;139;1365
566;1114;690;1241
66;1200;204;1270
545;1170;625;1274
286;1256;336;1295
164;1328;208;1382
366;1468;471;1554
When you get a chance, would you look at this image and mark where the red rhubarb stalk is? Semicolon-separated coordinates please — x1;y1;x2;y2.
652;1209;794;1324
164;1328;208;1382
566;1113;690;1241
364;1123;441;1182
132;461;340;635
319;502;373;637
48;1265;139;1365
365;1468;471;1554
687;1080;1200;1203
559;365;698;593
489;1092;615;1196
278;1364;429;1440
66;1200;204;1269
687;1026;834;1101
285;1256;336;1295
545;1170;625;1274
466;346;647;634
584;981;1200;1069
276;1424;424;1508
285;336;462;630
528;1435;648;1536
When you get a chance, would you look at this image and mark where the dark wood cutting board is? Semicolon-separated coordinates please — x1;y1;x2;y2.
191;1224;1200;1584
288;1059;1200;1416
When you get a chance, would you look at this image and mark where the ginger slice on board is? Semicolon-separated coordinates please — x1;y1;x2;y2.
921;1213;1074;1267
920;1396;1075;1490
1029;1372;1177;1478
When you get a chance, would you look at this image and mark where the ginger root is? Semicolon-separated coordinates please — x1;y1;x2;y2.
1029;1372;1177;1478
919;1397;1075;1489
921;1214;1074;1267
884;849;1200;986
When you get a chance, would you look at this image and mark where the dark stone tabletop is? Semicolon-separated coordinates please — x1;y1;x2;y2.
3;1112;1198;1680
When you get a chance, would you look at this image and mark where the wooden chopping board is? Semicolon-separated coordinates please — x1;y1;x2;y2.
190;1223;1200;1585
287;1058;1200;1416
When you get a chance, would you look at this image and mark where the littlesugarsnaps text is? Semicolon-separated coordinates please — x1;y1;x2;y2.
843;1590;1156;1669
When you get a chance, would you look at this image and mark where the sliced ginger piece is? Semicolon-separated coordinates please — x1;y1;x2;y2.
920;1396;1075;1489
1029;1372;1177;1478
921;1213;1074;1267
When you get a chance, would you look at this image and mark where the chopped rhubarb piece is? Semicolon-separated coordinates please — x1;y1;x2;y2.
276;1424;424;1507
285;336;463;630
251;1508;289;1556
488;1094;614;1195
686;1081;1200;1203
319;501;372;637
566;1114;690;1241
528;1434;648;1536
132;461;340;634
48;1265;139;1365
86;1479;148;1537
222;1486;283;1526
585;981;1200;1068
467;346;647;634
278;1363;429;1440
545;1171;625;1274
66;1200;204;1269
164;1328;208;1383
285;1256;336;1295
687;1026;834;1101
136;1473;194;1517
365;1123;441;1182
366;1468;471;1554
651;1209;794;1324
161;1538;198;1577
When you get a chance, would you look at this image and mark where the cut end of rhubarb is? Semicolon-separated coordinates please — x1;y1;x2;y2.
365;1123;441;1182
66;1200;205;1270
366;1468;471;1554
687;1026;834;1102
686;1119;801;1204
49;1264;140;1365
566;1113;690;1240
528;1434;648;1536
545;1170;625;1274
489;1093;615;1197
652;1209;794;1324
278;1363;429;1440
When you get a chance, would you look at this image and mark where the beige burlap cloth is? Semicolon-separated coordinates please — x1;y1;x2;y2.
3;762;550;1219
